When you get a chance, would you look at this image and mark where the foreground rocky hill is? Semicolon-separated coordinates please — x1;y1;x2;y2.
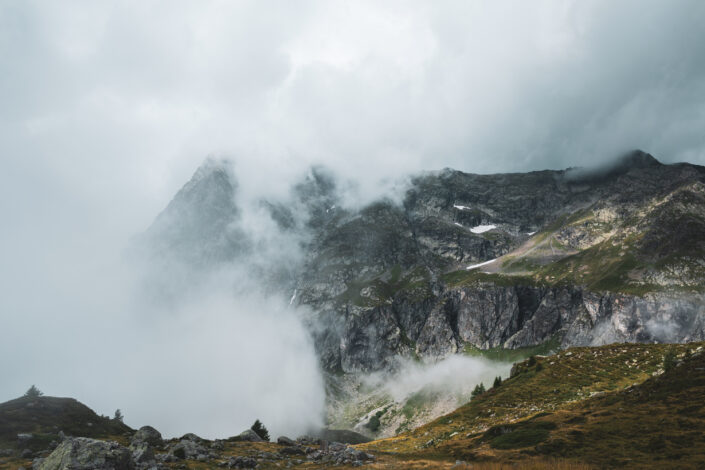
0;395;130;455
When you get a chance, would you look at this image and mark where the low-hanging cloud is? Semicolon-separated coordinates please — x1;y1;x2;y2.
364;355;513;403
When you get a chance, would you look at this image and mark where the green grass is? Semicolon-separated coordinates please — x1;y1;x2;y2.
441;270;540;289
336;266;434;307
362;341;705;469
462;336;561;363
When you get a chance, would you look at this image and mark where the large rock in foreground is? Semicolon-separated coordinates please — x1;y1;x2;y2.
235;429;263;442
131;425;163;448
38;437;133;470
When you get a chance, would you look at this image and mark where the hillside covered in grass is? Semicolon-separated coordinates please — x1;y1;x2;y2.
361;341;705;469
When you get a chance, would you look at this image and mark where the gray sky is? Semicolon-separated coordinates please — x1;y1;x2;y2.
1;0;705;437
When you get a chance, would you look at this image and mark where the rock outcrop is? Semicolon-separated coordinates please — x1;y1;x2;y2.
313;284;705;372
38;438;133;470
130;426;163;448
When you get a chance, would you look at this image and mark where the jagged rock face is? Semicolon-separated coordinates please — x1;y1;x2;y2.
139;151;705;373
314;284;705;372
137;158;247;268
38;437;134;470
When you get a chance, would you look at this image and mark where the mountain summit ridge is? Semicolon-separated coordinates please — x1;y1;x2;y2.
137;151;705;375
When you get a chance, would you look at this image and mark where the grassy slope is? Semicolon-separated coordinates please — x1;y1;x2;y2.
360;341;705;469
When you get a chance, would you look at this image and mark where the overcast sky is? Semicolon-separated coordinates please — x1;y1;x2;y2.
2;0;705;435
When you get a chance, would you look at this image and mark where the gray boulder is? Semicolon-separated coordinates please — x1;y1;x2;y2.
37;437;133;470
279;446;305;456
180;433;202;442
236;429;263;442
168;439;208;460
129;441;154;464
225;456;257;468
131;426;163;448
276;436;295;446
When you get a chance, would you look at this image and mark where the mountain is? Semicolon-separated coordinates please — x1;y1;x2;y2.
133;150;705;436
138;150;705;370
297;150;705;373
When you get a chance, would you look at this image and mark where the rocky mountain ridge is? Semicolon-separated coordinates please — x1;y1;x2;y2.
136;151;705;374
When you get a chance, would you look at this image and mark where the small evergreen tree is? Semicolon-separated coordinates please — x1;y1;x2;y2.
471;382;486;399
493;376;502;388
663;349;677;372
24;385;43;398
251;419;270;441
366;415;381;432
528;356;537;367
114;409;124;422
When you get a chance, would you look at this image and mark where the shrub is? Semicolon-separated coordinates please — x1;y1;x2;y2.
471;382;486;399
366;415;381;432
251;419;270;441
663;349;677;372
24;385;43;398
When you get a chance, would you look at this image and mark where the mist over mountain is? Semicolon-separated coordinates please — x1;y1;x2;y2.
2;3;705;465
121;149;705;437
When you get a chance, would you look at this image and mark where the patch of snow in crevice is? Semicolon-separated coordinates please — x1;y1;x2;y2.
454;222;463;227
453;204;469;210
526;231;536;236
466;259;497;270
289;289;297;305
470;224;496;234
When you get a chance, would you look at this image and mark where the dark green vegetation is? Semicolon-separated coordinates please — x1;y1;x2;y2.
484;420;557;450
362;341;705;469
250;419;270;441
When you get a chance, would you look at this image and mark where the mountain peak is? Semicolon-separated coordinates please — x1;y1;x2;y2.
614;149;661;170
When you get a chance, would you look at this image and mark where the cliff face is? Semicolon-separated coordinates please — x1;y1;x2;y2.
137;150;705;373
310;284;705;373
